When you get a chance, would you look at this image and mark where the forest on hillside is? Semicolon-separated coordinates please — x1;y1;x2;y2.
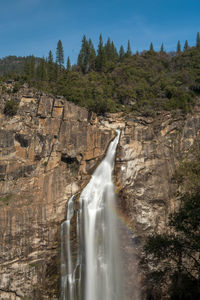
1;33;200;115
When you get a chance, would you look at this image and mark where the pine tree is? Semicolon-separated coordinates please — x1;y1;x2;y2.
48;50;53;63
78;35;90;73
184;40;189;51
47;50;55;82
196;32;200;49
66;56;71;71
96;34;106;72
126;40;132;56
37;58;47;81
104;38;118;62
160;43;164;53
104;37;112;60
111;41;118;61
56;40;64;69
23;56;35;81
29;55;35;80
177;40;181;53
88;38;96;71
149;42;154;51
119;45;125;60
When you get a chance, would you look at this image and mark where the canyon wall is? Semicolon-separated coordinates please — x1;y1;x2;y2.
0;85;113;300
0;84;200;299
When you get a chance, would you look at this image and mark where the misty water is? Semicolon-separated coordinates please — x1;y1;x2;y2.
60;130;125;300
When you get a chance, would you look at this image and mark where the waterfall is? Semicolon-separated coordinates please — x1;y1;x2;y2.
60;130;124;300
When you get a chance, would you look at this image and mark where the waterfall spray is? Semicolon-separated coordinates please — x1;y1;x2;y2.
60;130;124;300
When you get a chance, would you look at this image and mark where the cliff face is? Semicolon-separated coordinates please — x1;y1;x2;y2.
0;85;113;300
100;107;200;298
1;84;200;299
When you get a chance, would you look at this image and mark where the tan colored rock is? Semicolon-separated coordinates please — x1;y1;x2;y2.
37;96;53;117
52;106;63;118
0;91;113;299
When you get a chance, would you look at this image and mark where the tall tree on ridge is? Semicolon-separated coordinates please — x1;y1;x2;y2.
119;45;125;60
111;41;118;61
88;38;96;71
177;40;181;53
184;40;189;51
66;56;71;71
96;34;106;72
160;43;164;53
126;40;132;56
149;42;154;51
47;50;54;82
56;40;64;69
78;35;90;73
196;32;200;49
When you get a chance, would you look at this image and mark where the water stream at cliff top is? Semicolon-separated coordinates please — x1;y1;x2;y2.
60;130;124;300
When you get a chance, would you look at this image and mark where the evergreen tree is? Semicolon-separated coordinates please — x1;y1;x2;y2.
184;40;189;51
66;56;71;71
149;42;154;51
177;40;181;53
29;55;35;80
96;34;106;72
111;41;118;61
104;38;118;62
23;55;35;81
37;57;47;81
119;45;125;60
78;35;90;73
160;43;164;53
88;38;96;71
48;50;53;63
47;50;55;82
104;37;112;60
56;40;64;69
126;40;132;56
196;32;200;49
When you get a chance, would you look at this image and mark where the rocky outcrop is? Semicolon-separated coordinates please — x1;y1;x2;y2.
0;85;113;299
1;83;200;299
99;106;200;299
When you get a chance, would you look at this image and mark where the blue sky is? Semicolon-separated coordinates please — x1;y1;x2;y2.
1;0;200;64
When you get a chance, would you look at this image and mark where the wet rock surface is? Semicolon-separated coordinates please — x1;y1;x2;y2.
1;84;200;299
0;85;113;299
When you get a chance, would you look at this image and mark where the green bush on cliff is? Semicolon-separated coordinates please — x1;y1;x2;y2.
142;139;200;300
1;34;200;115
4;99;19;116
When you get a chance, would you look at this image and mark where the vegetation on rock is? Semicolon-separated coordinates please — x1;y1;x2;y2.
1;33;200;115
142;138;200;300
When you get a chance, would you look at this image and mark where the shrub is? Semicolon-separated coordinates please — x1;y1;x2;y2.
4;99;19;116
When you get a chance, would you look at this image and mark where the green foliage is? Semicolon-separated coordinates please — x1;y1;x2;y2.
96;34;106;72
143;139;200;299
160;43;165;53
184;40;189;51
78;35;96;73
119;45;125;60
66;56;71;71
177;40;181;53
126;40;132;56
56;40;64;69
4;99;19;116
0;194;12;205
196;32;200;49
2;34;200;116
149;42;154;51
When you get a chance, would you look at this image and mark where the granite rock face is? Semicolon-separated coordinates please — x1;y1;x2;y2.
0;85;113;300
1;84;200;299
99;108;200;299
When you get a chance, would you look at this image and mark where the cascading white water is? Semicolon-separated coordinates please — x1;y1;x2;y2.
60;130;124;300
